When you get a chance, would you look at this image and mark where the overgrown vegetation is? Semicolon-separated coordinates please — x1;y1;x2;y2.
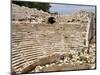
12;1;51;12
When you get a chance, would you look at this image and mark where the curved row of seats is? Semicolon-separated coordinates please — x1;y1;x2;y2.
12;22;87;73
12;31;68;73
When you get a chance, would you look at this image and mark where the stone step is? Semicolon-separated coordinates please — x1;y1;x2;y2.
40;63;90;72
12;54;20;58
12;58;25;65
12;56;22;61
23;52;43;57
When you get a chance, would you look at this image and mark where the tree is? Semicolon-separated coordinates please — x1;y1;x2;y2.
12;1;51;12
54;12;59;15
50;12;59;15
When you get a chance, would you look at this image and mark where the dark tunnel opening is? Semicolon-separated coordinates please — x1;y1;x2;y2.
48;17;56;24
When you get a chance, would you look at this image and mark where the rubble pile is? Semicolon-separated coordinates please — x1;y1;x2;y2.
12;4;50;24
31;43;95;72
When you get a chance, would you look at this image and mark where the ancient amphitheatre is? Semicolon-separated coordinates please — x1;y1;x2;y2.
12;3;96;74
